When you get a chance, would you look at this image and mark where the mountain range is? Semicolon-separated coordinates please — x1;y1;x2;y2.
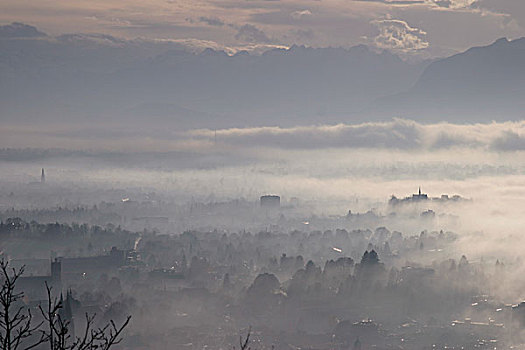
1;22;525;130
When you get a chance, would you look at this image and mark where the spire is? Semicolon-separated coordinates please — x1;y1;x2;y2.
60;290;75;337
41;168;45;183
418;186;421;195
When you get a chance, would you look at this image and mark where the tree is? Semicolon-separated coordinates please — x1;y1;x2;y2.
360;250;380;265
40;283;130;350
0;260;130;350
238;327;251;350
0;259;46;350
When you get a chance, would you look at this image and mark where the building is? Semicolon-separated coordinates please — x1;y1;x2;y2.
16;258;61;302
389;187;465;206
41;168;45;183
260;195;280;208
412;187;428;201
60;247;127;280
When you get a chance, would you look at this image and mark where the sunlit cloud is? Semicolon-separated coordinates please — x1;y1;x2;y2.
0;0;522;55
290;10;312;20
371;18;429;52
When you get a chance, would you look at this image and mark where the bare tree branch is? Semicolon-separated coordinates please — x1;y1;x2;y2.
0;259;47;350
239;326;251;350
41;283;131;350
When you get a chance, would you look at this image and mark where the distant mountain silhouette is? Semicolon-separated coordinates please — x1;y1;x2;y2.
0;23;426;129
372;37;525;122
9;24;525;126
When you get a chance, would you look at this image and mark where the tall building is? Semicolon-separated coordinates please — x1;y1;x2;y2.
41;168;45;183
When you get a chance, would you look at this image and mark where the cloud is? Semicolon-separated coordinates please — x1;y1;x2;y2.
355;0;425;4
191;119;421;149
11;119;524;153
186;119;525;152
491;131;525;151
358;0;479;7
0;22;285;56
431;0;478;9
153;36;288;55
197;16;225;27
235;24;272;43
356;0;478;9
292;28;315;40
57;33;128;47
1;0;520;57
371;18;429;52
290;10;313;20
150;37;238;54
0;22;47;38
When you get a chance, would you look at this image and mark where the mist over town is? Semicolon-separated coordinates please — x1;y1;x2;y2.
1;1;525;349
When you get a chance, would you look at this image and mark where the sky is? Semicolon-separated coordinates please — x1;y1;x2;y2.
1;0;525;57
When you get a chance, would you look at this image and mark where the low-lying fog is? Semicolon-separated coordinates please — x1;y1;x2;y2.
2;119;525;261
2;120;525;349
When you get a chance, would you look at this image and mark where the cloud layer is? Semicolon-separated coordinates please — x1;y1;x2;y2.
188;119;525;152
4;119;525;153
0;0;522;56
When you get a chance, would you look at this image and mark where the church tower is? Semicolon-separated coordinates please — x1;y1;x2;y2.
41;168;45;183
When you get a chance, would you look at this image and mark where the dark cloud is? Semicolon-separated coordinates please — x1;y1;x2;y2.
429;0;478;9
433;0;453;7
0;22;46;38
292;28;315;40
235;24;272;43
354;0;425;4
430;133;483;149
491;131;525;151
198;16;226;27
